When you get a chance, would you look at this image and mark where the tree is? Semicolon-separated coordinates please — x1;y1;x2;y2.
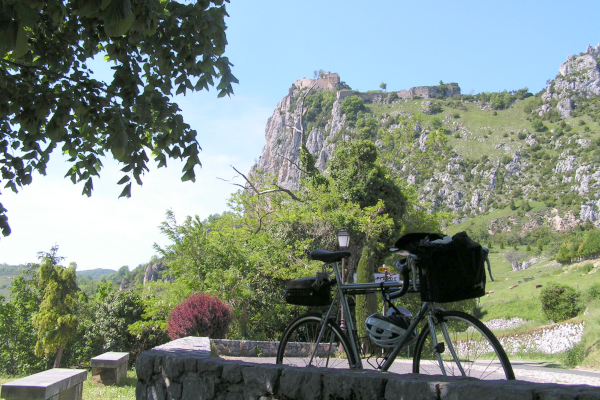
355;245;378;351
0;269;50;375
539;283;582;322
32;246;79;368
556;241;576;264
0;0;238;238
504;250;526;271
577;229;600;259
340;96;365;126
380;82;387;91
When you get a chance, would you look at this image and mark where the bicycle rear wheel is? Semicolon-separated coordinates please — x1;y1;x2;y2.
276;313;357;369
412;310;514;380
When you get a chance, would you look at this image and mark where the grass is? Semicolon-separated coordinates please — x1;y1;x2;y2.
1;370;136;400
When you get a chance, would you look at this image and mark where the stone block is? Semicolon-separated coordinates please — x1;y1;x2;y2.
222;364;243;384
136;382;147;400
278;367;322;400
322;369;389;400
182;376;214;400
384;374;441;400
167;382;182;399
147;381;166;400
164;356;184;380
197;358;225;377
241;364;282;397
0;368;87;400
439;380;535;400
136;353;155;382
535;384;600;400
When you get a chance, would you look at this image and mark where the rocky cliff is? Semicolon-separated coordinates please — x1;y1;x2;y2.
250;47;600;232
251;75;459;191
540;44;600;118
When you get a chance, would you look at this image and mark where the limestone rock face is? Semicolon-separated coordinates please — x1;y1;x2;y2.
143;261;173;286
250;75;460;190
541;44;600;114
250;79;347;190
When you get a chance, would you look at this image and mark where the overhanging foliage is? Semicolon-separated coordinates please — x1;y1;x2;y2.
0;0;238;237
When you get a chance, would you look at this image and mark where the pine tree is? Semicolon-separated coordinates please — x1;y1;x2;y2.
32;246;79;368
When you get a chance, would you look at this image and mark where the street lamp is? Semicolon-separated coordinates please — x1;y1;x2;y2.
337;228;350;249
337;228;350;332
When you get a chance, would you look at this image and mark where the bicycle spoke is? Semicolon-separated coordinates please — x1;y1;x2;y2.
413;311;514;380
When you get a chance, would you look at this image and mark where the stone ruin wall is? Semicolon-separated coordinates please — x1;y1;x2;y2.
293;73;460;101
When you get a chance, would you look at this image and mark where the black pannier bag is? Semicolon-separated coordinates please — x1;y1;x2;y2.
394;231;486;303
285;276;331;306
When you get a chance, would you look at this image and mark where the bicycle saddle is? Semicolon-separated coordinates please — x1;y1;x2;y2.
310;249;351;263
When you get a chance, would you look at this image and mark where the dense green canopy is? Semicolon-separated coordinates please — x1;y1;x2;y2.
0;0;238;237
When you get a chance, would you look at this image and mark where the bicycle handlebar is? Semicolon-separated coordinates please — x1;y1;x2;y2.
388;257;411;299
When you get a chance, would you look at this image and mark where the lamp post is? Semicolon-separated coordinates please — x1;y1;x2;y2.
337;228;350;332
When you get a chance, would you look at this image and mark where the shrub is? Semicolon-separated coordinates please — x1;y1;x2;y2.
539;283;583;322
167;293;232;340
531;118;545;132
586;283;600;301
341;96;365;126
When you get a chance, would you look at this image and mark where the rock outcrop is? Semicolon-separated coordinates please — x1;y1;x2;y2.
250;74;460;191
143;260;173;286
541;44;600;117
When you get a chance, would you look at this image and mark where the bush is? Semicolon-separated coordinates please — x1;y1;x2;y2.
531;118;545;131
586;283;600;301
341;96;365;126
167;293;232;340
539;283;583;322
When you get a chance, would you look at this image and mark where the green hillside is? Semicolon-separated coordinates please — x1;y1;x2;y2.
0;264;29;297
76;268;116;280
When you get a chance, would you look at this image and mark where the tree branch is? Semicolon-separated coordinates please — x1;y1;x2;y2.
217;165;301;202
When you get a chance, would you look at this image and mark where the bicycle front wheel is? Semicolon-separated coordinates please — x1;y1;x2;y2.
413;310;514;380
276;313;357;369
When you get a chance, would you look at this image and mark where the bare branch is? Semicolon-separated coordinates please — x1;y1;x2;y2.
217;165;301;202
276;154;309;174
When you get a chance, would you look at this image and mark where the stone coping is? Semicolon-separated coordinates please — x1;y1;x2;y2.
1;368;87;400
90;352;130;368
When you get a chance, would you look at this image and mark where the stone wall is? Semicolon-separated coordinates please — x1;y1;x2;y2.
210;339;279;357
136;337;600;400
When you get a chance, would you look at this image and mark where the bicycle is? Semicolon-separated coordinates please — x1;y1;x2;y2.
276;241;515;381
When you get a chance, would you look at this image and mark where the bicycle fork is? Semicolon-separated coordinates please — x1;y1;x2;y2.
428;312;467;377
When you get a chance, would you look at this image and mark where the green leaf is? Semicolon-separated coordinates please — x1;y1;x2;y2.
119;182;132;198
13;25;29;59
102;0;134;37
181;170;195;183
117;175;130;185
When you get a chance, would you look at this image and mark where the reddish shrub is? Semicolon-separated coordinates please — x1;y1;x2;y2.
167;293;232;340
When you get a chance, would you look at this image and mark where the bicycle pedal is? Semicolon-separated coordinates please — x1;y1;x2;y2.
435;343;445;353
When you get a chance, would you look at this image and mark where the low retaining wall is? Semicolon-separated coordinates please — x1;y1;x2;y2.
497;321;585;355
210;339;279;357
136;337;600;400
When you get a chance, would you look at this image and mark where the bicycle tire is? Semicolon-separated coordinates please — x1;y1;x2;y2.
412;310;515;380
276;313;357;369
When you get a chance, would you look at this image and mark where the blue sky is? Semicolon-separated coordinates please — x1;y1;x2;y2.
1;0;599;271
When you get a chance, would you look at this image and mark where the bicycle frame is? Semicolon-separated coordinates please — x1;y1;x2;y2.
309;258;466;375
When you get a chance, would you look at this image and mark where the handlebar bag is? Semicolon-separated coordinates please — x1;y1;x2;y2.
285;276;331;306
412;232;486;303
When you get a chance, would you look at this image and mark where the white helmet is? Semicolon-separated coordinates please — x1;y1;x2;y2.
365;312;416;348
